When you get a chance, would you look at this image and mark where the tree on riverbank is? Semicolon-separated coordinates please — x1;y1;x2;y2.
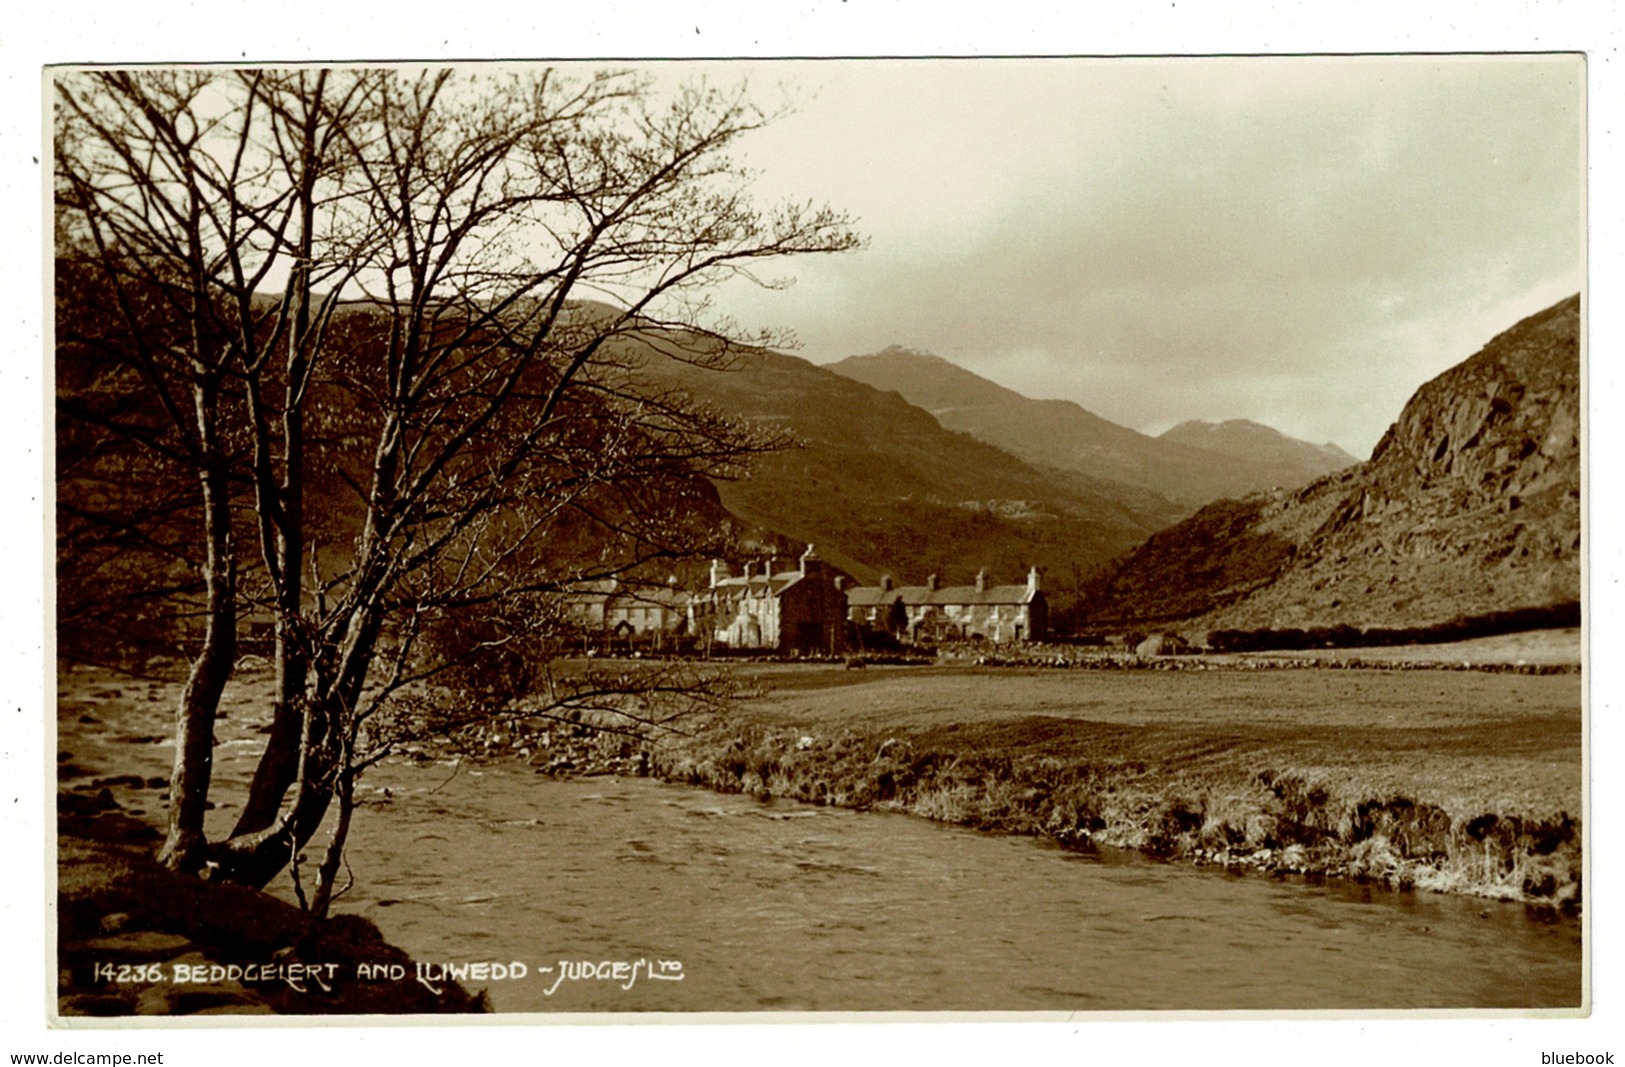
54;66;861;912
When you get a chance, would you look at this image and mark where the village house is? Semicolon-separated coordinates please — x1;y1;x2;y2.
847;567;1048;644
562;577;691;644
699;545;853;653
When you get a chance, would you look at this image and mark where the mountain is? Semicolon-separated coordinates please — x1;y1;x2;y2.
626;334;1188;612
1080;295;1582;634
1159;420;1359;487
827;347;1358;507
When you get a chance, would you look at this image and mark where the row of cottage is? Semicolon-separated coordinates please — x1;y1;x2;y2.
569;545;1047;652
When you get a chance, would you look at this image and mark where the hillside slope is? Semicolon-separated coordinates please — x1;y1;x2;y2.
829;347;1357;507
627;336;1185;607
1082;294;1581;633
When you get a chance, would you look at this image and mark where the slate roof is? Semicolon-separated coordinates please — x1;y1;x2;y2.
847;583;1039;608
709;570;807;598
846;586;900;608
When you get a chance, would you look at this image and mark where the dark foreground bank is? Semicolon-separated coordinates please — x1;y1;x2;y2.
56;808;488;1017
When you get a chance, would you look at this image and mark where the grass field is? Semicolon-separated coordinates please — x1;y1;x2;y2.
1230;626;1583;668
728;662;1581;813
654;656;1583;908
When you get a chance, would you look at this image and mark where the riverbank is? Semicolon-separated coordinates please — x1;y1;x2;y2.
55;639;1583;1015
55;664;492;1017
649;715;1580;909
493;656;1582;912
56;806;490;1016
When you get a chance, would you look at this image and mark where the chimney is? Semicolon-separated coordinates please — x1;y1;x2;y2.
927;573;939;592
975;568;986;593
709;559;730;587
743;561;755;584
833;576;846;592
1028;566;1040;594
800;544;819;575
768;553;778;577
881;575;893;593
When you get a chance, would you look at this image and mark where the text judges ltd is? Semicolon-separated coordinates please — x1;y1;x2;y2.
413;959;686;996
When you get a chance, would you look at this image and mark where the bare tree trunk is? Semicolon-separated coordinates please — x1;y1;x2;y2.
234;116;319;837
232;334;309;837
309;762;355;921
158;376;236;872
232;645;305;835
213;600;384;889
210;703;334;888
216;400;392;887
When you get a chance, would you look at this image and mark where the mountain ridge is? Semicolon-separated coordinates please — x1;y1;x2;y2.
622;334;1188;616
1159;418;1358;470
828;346;1359;506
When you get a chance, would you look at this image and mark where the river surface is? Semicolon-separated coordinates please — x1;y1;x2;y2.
319;759;1582;1013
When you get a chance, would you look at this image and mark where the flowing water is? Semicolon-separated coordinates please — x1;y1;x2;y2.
323;759;1582;1013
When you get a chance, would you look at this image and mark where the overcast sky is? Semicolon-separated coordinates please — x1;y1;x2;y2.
650;56;1584;459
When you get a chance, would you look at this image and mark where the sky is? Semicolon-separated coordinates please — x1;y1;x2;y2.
632;56;1585;459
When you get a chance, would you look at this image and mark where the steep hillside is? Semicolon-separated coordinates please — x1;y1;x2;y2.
1083;294;1582;634
627;335;1185;607
829;346;1356;507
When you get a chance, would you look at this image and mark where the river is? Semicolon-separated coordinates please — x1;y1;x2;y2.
324;758;1582;1013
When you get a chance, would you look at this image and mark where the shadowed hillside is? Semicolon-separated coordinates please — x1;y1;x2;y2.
1082;294;1581;635
627;334;1187;609
829;347;1358;507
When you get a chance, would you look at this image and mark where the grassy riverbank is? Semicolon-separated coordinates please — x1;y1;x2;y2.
639;657;1582;911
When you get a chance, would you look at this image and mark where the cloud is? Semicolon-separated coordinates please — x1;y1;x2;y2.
711;57;1583;456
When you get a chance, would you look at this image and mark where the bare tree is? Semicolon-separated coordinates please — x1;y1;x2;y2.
55;65;861;907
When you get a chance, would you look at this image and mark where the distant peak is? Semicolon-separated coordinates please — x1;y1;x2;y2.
1160;418;1360;467
1162;418;1280;438
857;345;950;363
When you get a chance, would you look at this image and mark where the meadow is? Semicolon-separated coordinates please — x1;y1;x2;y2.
653;650;1582;908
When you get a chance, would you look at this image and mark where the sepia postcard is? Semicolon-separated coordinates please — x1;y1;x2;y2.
40;47;1593;1054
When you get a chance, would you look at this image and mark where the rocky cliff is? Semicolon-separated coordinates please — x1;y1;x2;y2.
1083;294;1581;633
